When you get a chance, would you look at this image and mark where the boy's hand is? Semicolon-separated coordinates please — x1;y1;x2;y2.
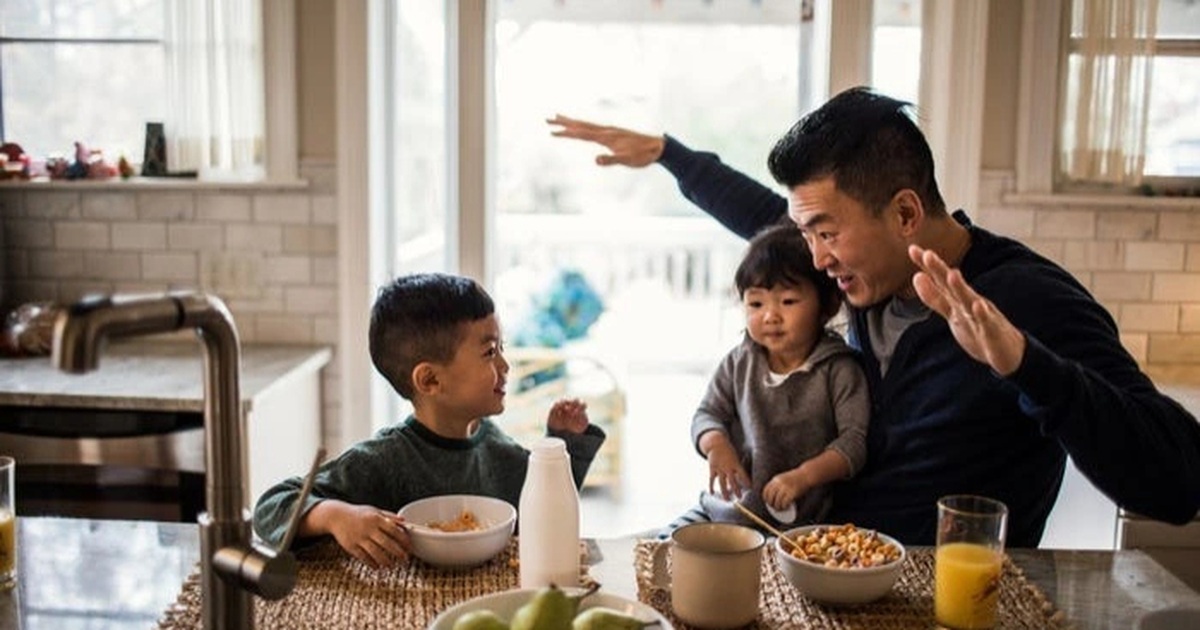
323;503;411;569
704;438;750;501
547;398;590;433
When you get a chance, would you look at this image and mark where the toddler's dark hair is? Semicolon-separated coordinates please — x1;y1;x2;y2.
734;223;841;321
369;273;494;400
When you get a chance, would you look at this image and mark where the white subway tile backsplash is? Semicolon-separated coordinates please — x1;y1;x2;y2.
254;194;312;224
81;193;138;220
168;224;225;251
112;222;167;250
1158;212;1200;242
137;192;195;221
974;206;1035;238
1097;211;1157;240
29;251;83;279
282;225;336;255
1180;306;1200;333
285;286;337;314
1188;245;1200;272
1035;209;1096;239
24;192;80;219
141;252;198;282
1148;334;1200;363
253;315;315;343
225;286;286;313
1124;242;1186;271
264;256;311;284
1092;272;1153;301
9;280;58;303
1063;241;1123;272
197;194;253;222
55;221;110;249
7;220;53;248
226;224;283;252
5;250;27;278
1153;273;1200;302
1120;303;1180;332
83;252;142;281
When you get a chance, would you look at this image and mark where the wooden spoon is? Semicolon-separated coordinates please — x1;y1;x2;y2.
732;500;804;554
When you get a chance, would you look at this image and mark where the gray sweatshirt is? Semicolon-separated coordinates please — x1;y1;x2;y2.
691;331;870;526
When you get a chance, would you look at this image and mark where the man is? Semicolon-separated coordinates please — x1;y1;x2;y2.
548;87;1200;547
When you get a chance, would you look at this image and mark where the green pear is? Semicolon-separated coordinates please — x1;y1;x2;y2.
452;609;510;630
571;606;659;630
510;583;602;630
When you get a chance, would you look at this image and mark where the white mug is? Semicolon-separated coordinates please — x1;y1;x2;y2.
652;522;764;629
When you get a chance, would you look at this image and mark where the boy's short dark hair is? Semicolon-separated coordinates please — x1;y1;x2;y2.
369;273;495;400
734;223;841;321
767;86;947;217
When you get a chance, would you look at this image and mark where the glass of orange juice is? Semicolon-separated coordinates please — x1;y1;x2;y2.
0;456;14;590
935;495;1008;629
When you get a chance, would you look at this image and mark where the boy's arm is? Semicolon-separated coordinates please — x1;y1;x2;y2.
301;499;410;569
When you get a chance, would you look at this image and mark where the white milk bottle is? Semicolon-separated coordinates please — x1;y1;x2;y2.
518;437;580;588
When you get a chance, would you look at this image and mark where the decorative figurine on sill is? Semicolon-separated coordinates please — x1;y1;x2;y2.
0;142;30;180
46;155;70;179
118;155;136;179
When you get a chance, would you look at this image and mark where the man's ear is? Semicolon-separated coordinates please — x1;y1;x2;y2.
412;362;440;396
891;188;924;236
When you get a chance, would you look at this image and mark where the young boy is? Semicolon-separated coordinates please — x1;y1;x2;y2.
670;223;870;532
253;273;605;568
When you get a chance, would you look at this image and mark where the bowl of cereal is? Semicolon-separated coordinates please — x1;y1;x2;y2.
775;523;906;605
397;494;516;568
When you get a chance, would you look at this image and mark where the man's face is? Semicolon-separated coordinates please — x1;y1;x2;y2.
787;177;915;309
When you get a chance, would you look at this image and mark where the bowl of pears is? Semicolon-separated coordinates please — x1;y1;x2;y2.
428;582;672;630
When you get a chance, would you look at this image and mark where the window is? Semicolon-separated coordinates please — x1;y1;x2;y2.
1;0;282;181
1061;0;1200;188
1143;0;1200;178
0;0;165;165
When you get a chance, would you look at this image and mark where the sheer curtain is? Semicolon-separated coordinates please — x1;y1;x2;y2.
1061;0;1159;186
163;0;265;181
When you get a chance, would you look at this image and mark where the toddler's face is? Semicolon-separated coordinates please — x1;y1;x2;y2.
438;315;509;419
742;280;824;366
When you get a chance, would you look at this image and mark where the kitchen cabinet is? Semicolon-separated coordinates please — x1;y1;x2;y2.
0;341;331;520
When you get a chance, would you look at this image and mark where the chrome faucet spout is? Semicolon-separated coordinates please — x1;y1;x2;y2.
52;291;312;630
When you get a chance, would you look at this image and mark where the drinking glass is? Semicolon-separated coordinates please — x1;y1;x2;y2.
0;456;15;590
935;495;1008;629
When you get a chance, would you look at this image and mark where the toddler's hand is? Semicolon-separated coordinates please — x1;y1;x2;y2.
763;470;808;511
328;504;411;569
706;441;750;501
547;398;589;433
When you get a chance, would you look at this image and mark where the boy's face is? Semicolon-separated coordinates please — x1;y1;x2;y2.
434;314;509;420
743;280;825;364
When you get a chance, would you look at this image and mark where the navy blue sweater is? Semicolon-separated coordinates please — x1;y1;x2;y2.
659;136;1200;547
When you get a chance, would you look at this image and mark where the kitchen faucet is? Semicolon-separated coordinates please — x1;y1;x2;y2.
52;292;320;630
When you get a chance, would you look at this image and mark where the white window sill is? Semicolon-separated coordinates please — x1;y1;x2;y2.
1003;192;1200;211
0;177;310;193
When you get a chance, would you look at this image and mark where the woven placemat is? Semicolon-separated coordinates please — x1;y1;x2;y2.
634;540;1068;629
157;538;591;629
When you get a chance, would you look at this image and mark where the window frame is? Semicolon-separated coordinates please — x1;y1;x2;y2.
1017;0;1200;197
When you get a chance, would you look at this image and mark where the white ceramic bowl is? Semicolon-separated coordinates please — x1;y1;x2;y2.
396;494;516;568
774;524;906;605
428;587;674;630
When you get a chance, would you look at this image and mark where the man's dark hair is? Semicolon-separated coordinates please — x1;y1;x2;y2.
735;223;841;321
767;86;946;216
369;273;495;400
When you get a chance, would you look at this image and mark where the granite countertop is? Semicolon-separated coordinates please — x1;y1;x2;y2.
2;517;1199;630
0;340;332;413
